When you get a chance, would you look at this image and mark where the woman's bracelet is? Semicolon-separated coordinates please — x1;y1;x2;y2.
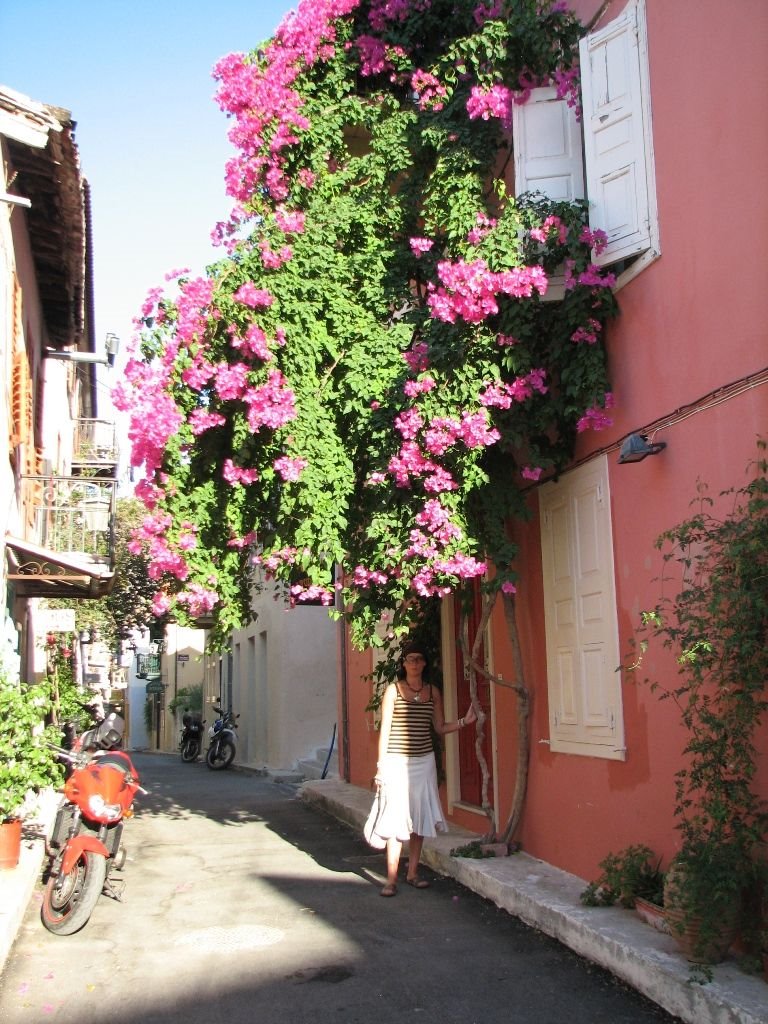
459;717;465;728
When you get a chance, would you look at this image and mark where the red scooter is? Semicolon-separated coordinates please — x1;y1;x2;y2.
41;714;144;935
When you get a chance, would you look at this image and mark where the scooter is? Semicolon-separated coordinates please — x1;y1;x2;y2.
179;712;204;762
41;715;144;935
206;707;239;770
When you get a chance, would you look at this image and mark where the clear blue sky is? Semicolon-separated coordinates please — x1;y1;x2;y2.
0;0;296;366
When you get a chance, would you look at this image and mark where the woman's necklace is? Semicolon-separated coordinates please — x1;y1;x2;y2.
405;681;425;702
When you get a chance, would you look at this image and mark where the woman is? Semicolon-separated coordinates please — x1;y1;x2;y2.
372;640;477;896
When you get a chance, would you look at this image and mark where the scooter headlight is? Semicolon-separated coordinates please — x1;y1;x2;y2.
88;794;122;821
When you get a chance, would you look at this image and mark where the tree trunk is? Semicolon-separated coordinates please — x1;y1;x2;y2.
458;590;532;845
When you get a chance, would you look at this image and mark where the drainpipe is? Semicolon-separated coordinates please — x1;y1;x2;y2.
336;566;350;781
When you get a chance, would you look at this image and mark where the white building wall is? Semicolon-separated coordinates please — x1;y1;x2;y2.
227;580;338;773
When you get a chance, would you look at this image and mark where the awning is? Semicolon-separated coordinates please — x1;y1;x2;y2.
4;535;114;599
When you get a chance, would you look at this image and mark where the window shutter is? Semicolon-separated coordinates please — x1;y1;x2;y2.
11;347;32;448
579;0;653;265
539;458;625;760
513;86;585;201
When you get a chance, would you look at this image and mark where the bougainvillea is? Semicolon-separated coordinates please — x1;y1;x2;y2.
114;0;618;651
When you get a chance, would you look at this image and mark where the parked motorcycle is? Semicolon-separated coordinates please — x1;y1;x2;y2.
179;712;204;762
206;707;239;770
41;715;144;935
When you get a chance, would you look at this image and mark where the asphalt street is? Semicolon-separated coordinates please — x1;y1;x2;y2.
0;753;682;1024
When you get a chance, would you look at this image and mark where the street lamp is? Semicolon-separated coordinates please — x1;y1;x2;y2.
45;332;120;368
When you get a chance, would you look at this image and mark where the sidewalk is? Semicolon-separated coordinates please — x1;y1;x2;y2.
299;776;768;1024
0;788;57;975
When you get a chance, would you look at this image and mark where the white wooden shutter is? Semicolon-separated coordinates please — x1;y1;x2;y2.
539;457;625;760
579;0;654;265
513;86;585;201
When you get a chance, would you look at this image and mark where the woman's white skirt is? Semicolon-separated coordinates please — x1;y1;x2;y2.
368;752;446;845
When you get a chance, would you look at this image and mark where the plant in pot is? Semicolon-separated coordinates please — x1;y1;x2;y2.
0;671;63;868
629;444;768;976
580;844;666;930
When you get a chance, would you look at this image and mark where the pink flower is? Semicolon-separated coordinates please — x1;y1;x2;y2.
459;411;500;449
571;319;601;345
403;342;430;371
500;581;517;595
403;376;436;397
521;465;543;481
473;0;503;26
409;237;434;255
424;417;461;456
236;284;274;307
274;455;307;481
427;258;547;324
530;215;568;245
274;207;306;234
574;264;616;289
215;362;250;400
423;466;457;492
411;69;448;111
223;459;259;485
394;407;423;440
466;84;513;129
177;584;219;618
576;395;614;433
243;370;297;431
353;565;389;587
234;283;274;308
151;592;172;617
189;409;226;435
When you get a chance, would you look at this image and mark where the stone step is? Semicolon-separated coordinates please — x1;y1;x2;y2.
297;746;338;780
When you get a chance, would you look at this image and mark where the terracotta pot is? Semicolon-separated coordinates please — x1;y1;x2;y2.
663;864;739;964
634;896;669;934
0;818;22;870
663;906;737;963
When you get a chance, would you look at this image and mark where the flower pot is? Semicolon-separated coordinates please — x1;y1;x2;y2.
634;896;669;934
663;865;739;964
0;818;22;870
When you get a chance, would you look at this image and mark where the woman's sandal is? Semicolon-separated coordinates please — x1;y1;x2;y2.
380;883;398;897
406;877;430;889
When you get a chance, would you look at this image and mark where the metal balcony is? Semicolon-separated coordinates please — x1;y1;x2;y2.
72;418;119;476
5;475;117;599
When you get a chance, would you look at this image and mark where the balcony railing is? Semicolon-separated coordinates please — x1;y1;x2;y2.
72;418;119;474
19;475;117;564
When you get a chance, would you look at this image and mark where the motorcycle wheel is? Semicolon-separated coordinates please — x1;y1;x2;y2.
206;739;235;770
181;737;200;762
41;851;107;935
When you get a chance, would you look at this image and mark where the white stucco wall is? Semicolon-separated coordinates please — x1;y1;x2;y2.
226;581;338;772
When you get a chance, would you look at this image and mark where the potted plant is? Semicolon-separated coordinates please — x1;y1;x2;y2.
629;445;768;973
0;671;63;868
580;844;666;931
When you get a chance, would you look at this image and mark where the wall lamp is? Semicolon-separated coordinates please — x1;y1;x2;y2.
618;433;667;465
45;332;120;368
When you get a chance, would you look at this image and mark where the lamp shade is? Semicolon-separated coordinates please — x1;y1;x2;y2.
618;433;667;464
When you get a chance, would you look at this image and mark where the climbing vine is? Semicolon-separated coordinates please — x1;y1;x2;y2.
114;0;623;839
115;0;617;663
